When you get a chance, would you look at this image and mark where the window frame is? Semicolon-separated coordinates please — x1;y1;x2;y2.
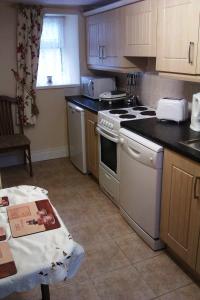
36;13;81;89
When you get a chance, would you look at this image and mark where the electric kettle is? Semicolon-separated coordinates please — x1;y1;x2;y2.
190;92;200;131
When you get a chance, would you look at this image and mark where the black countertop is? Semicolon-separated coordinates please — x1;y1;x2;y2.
65;95;200;163
121;118;200;163
65;95;134;114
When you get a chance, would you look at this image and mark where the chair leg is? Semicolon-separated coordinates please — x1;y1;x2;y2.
27;146;33;177
23;150;27;165
41;284;50;300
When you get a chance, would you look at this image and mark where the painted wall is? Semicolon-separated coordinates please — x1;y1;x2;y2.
137;72;200;109
0;3;89;165
1;3;200;166
116;70;200;109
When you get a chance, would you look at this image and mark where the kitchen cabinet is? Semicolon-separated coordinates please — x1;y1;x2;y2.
86;8;146;71
197;245;200;274
160;149;200;272
156;0;200;74
86;14;102;66
123;0;157;57
85;110;99;180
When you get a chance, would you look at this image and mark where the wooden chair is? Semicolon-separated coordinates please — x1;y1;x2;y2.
0;96;33;176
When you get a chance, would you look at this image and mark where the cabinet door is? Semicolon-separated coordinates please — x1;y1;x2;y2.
85;111;99;180
0;172;2;189
123;0;157;57
101;9;119;67
156;0;200;74
160;150;200;269
196;241;200;274
86;15;101;65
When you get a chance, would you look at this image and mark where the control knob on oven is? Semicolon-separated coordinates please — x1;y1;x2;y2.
119;137;124;144
109;123;114;129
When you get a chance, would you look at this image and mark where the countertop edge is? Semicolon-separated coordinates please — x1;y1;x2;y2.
65;96;98;114
121;120;200;164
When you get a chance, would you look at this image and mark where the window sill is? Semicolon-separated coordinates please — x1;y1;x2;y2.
36;84;80;90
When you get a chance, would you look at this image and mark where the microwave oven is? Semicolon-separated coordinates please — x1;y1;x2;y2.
81;76;116;99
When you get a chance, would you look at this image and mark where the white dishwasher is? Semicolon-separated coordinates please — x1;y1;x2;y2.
67;102;87;174
119;128;164;250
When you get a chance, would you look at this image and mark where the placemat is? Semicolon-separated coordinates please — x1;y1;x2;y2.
7;199;60;238
0;197;9;207
0;242;17;279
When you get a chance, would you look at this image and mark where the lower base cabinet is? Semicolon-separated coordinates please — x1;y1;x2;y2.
160;149;200;274
85;110;99;180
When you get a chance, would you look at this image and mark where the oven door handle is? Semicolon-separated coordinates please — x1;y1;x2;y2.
96;127;119;143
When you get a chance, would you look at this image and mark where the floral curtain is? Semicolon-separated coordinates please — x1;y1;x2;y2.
16;5;43;126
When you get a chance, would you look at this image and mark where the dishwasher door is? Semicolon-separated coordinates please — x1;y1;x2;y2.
67;102;87;173
119;130;163;240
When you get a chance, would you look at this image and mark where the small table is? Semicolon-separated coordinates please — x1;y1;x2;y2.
0;185;84;299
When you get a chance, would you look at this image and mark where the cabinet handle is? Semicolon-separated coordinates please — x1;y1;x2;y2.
102;46;106;59
188;42;194;64
94;122;98;136
98;45;101;59
101;46;104;60
194;176;200;199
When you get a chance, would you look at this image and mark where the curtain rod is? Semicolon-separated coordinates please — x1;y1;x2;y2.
11;3;43;9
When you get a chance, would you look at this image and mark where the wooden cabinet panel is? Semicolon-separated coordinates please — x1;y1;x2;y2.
168;166;193;249
85;111;99;180
196;242;200;273
123;0;157;57
0;172;2;189
86;15;101;65
161;149;200;269
86;8;144;69
156;0;200;74
101;10;119;67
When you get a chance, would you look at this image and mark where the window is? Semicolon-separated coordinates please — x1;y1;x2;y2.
37;15;80;87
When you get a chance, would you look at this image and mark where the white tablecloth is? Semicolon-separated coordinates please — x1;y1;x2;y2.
0;185;84;299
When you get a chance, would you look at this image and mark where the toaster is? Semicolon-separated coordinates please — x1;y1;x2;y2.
156;98;188;122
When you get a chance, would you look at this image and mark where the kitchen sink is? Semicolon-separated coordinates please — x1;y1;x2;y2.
179;139;200;152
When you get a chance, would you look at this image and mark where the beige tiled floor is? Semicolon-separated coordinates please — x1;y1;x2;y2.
1;158;200;300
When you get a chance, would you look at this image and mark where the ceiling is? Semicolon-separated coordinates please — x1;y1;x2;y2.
4;0;118;9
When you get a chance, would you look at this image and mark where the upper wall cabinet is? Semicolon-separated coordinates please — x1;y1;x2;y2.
86;14;101;66
123;0;157;57
156;0;200;74
86;8;147;71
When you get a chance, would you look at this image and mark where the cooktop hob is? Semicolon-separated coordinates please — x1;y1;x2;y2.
98;105;156;134
132;106;148;111
109;109;129;114
140;111;156;116
119;114;136;119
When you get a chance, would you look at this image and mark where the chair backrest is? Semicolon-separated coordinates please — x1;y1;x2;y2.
0;96;23;136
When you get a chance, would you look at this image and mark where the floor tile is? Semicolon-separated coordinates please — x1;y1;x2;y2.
157;283;200;299
115;232;162;264
134;253;192;297
1;158;199;300
2;287;41;300
99;214;134;239
93;265;156;300
86;200;119;219
50;280;100;300
84;239;130;278
58;204;91;227
69;220;111;249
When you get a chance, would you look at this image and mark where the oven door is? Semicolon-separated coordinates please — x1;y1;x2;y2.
96;126;119;180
